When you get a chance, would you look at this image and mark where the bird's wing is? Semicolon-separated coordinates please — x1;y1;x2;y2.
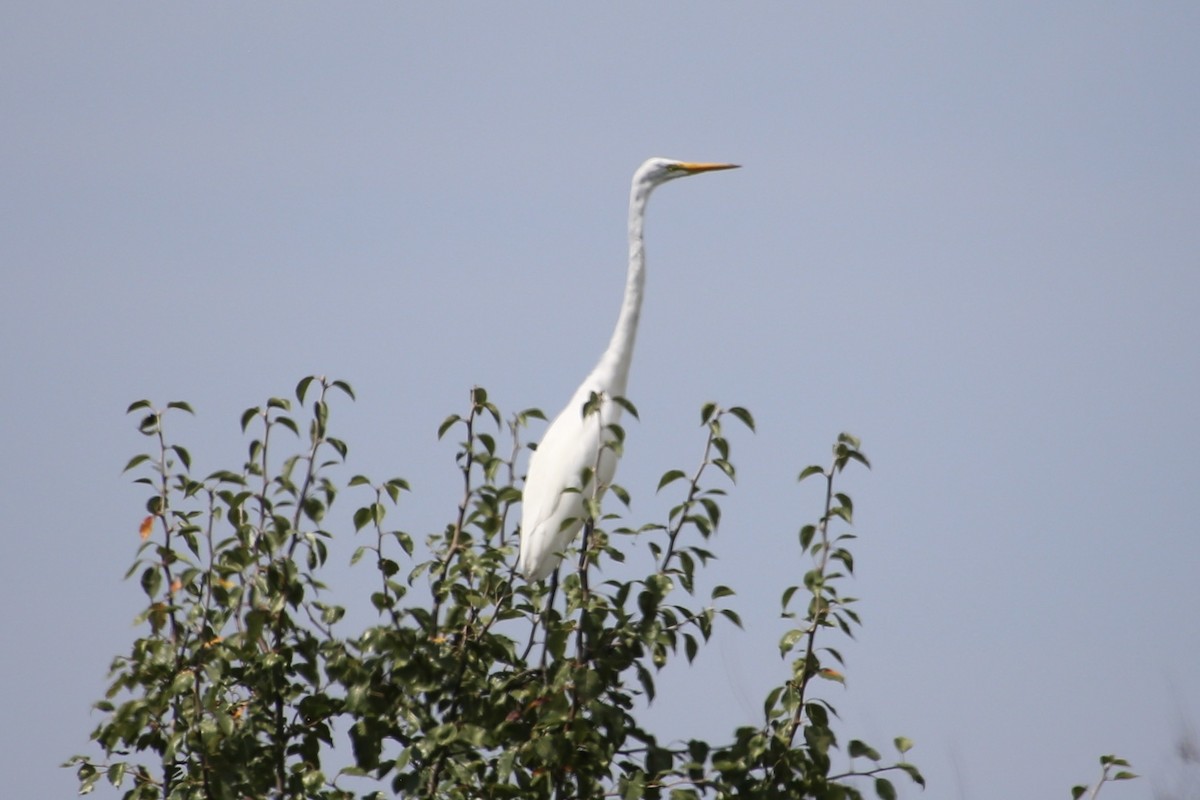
522;404;596;529
519;389;612;579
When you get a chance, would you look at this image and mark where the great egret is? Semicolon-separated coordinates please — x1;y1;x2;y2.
518;157;739;582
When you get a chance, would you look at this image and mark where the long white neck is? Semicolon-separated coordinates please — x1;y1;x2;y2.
588;179;651;398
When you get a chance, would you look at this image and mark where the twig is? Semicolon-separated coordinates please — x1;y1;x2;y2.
787;454;838;747
659;425;718;572
430;389;481;638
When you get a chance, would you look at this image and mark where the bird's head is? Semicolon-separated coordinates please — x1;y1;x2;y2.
636;157;740;191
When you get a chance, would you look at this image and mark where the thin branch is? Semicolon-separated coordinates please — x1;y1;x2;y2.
828;763;912;782
659;423;718;572
287;380;335;567
787;455;838;747
499;412;524;548
430;390;480;638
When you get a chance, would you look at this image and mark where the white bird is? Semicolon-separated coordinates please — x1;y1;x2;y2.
518;157;739;582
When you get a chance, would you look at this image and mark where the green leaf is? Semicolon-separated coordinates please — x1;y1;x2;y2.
385;477;410;500
1071;787;1087;799
122;454;151;473
296;376;316;403
582;391;603;418
699;497;721;529
848;740;881;761
657;470;687;492
240;407;260;432
798;464;825;482
874;777;896;800
105;761;126;787
847;449;872;469
126;399;152;414
894;736;913;754
302;496;325;522
728;406;755;432
613;395;639;419
327;436;348;459
711;584;735;600
713;458;735;481
170;669;195;694
762;686;784;718
635;663;656;702
1113;771;1138;780
898;762;925;787
799;524;817;550
781;585;799;612
700;402;718;425
437;414;461;440
806;702;829;727
332;379;356;400
353;507;372;532
712;436;729;460
140;566;161;598
171;445;192;471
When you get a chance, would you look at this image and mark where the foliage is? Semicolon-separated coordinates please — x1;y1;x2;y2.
1072;755;1137;800
68;375;926;798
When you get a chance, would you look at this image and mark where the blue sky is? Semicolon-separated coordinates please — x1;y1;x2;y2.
3;4;1198;798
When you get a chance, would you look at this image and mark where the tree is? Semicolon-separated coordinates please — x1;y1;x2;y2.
65;375;1115;798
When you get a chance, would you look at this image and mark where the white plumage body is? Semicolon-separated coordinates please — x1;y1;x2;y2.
517;157;738;582
517;377;625;582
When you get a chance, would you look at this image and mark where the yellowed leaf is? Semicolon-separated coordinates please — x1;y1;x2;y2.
819;668;845;684
139;516;154;540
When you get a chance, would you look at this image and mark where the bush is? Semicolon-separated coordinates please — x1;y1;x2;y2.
69;375;929;798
